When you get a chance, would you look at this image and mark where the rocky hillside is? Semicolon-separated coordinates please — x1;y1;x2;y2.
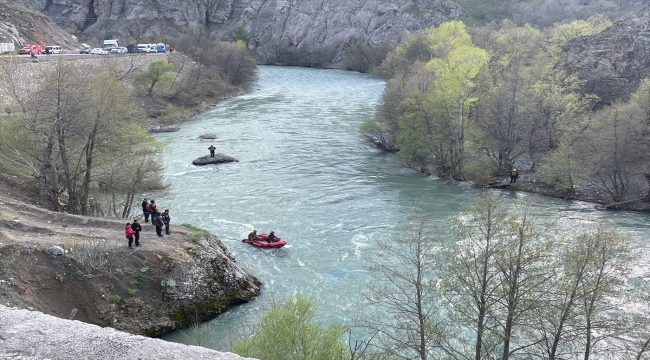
0;195;260;337
0;2;80;50
7;0;465;66
558;11;650;105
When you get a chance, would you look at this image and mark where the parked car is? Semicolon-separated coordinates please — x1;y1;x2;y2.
136;44;154;53
110;47;127;54
43;46;62;55
18;44;43;55
126;44;137;53
155;43;166;52
90;48;108;55
79;44;91;54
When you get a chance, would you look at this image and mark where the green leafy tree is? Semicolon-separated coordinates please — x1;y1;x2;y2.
133;60;175;96
231;295;348;360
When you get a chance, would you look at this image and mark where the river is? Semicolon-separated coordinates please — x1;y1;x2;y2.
155;65;650;350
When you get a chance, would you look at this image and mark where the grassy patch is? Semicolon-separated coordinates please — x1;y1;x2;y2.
182;223;210;243
127;288;137;295
129;270;149;286
158;104;191;125
110;295;122;303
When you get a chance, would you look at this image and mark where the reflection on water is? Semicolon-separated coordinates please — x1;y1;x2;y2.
155;66;650;350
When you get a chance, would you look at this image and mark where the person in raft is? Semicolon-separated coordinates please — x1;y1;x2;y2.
267;230;277;243
510;168;519;183
208;145;216;158
248;229;259;241
125;223;137;248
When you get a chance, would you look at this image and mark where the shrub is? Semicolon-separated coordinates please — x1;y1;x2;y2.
110;295;122;303
127;288;137;295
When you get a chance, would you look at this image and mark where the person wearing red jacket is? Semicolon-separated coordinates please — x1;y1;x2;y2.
125;223;136;248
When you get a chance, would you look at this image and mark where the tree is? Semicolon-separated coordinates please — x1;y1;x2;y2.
441;192;556;360
231;295;348;360
357;207;445;360
133;60;175;96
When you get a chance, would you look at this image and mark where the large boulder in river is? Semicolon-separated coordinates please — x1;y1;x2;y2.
192;153;239;165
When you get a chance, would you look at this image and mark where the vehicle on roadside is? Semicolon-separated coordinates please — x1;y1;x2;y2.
103;39;119;50
136;44;154;53
18;44;43;55
110;47;127;54
43;46;62;55
126;44;137;53
79;44;91;54
90;48;109;55
0;43;15;54
155;43;166;52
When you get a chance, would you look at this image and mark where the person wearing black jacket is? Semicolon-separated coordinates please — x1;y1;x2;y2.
152;212;164;237
131;219;142;246
161;209;171;235
141;198;150;223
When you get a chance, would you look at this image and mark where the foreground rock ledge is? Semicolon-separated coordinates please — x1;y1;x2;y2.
0;305;256;360
193;153;239;165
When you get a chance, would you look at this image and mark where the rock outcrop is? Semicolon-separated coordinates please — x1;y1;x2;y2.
0;195;260;337
9;0;465;66
0;2;80;51
0;305;257;359
193;153;239;165
558;12;650;104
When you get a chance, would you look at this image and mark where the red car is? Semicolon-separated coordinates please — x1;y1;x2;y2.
18;44;43;55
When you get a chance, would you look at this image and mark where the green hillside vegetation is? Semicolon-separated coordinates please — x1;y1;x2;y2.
361;17;650;206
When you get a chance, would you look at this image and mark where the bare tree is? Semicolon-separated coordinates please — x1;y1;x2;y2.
357;207;446;360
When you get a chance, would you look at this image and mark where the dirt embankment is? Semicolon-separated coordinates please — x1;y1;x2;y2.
0;194;260;337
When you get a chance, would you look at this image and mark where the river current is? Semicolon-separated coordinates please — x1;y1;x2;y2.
155;66;650;350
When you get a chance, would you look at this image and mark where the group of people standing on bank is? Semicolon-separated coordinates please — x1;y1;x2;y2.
124;198;171;248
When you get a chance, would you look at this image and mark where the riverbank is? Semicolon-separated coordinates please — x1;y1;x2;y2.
0;194;260;337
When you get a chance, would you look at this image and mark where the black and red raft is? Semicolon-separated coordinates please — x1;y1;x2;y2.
242;234;287;248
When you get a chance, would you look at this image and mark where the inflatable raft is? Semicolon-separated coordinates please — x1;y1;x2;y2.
242;234;287;248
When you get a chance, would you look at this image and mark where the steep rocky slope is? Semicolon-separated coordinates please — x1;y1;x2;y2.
558;12;650;104
8;0;465;66
0;2;80;50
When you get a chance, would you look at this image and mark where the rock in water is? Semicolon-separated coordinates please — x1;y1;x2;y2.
197;133;217;140
192;153;239;165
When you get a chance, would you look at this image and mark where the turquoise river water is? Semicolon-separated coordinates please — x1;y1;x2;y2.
155;66;650;350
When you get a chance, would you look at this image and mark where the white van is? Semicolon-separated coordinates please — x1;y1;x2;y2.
136;44;153;53
44;45;62;54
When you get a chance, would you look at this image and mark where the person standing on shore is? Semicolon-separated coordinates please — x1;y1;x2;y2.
510;169;519;183
152;212;164;237
131;219;142;246
125;223;135;248
161;209;171;235
141;198;150;222
208;145;216;158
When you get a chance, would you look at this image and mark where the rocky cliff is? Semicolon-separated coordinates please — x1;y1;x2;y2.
0;2;80;50
558;12;650;104
0;195;261;337
8;0;465;66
